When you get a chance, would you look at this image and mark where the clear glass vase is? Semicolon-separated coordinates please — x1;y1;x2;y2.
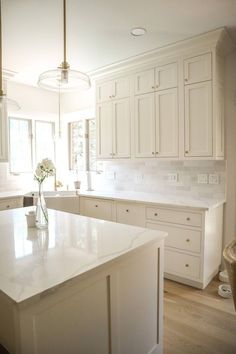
35;184;48;229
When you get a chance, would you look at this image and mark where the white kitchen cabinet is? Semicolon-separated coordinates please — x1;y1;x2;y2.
184;53;212;85
184;81;213;157
79;194;223;288
0;104;8;161
96;76;130;103
0;197;23;211
134;93;155;157
79;197;114;221
135;89;179;158
146;204;223;289
97;98;130;159
155;88;178;157
116;202;145;227
134;62;178;95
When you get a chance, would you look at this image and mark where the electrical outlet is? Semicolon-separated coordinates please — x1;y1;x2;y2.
135;174;144;183
168;173;178;183
209;174;219;184
197;174;208;184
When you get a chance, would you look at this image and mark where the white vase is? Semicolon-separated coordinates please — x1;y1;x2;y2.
35;184;48;229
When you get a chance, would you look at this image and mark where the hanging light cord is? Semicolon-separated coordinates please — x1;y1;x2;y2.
0;0;3;95
58;86;62;138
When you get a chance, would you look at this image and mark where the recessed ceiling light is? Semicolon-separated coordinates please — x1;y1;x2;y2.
130;27;147;37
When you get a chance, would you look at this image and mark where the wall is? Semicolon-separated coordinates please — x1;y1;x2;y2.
224;50;236;246
92;160;226;201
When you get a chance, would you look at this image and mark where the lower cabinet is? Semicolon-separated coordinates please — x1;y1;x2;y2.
79;197;114;221
0;197;23;211
79;195;223;288
116;202;145;227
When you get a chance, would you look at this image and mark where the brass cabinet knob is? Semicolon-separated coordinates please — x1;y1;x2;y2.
151;86;155;89
186;217;190;221
186;238;190;242
95;205;98;208
156;152;159;154
185;151;189;154
154;213;158;216
156;85;159;88
126;209;129;213
152;152;155;155
185;78;188;82
185;264;189;268
6;205;10;208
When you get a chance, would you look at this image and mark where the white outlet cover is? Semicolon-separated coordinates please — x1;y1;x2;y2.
168;173;178;183
209;174;219;184
135;174;144;183
197;174;208;184
105;171;116;180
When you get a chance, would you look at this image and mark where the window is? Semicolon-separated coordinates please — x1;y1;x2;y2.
9;117;55;174
35;121;55;162
69;119;96;171
9;118;32;173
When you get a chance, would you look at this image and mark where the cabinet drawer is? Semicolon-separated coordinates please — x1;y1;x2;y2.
165;250;201;279
146;222;201;253
82;198;113;221
0;197;23;211
146;207;202;227
116;202;145;227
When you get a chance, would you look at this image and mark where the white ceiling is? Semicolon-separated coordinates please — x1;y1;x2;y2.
2;0;236;86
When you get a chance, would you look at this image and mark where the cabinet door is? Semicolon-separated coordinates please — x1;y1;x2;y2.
81;197;113;221
184;81;212;157
114;77;130;100
116;202;145;227
155;88;178;157
0;104;8;161
184;53;212;85
113;98;130;158
134;93;155;157
96;103;113;158
134;69;155;95
96;81;113;103
155;62;178;90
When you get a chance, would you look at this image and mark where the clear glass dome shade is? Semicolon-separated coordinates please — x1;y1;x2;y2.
0;95;20;111
37;67;91;92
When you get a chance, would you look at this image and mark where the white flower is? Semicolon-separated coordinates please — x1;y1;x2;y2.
34;158;56;184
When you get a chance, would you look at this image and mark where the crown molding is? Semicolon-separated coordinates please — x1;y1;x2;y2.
89;27;236;80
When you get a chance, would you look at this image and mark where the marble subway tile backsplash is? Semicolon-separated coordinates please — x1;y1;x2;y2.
94;160;226;200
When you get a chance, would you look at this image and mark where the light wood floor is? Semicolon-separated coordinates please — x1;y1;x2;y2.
164;278;236;354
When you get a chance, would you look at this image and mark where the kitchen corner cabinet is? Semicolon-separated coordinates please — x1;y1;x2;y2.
97;97;130;159
0;105;8;161
80;195;223;289
0;197;23;211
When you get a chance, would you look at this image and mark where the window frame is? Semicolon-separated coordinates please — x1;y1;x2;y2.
34;119;56;164
69;118;96;171
9;117;33;174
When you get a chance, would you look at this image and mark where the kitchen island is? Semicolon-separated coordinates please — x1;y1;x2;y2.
0;207;166;354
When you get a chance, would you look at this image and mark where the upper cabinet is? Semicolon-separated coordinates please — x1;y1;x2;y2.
94;29;233;161
134;62;178;95
184;53;212;85
0;104;8;162
96;77;130;103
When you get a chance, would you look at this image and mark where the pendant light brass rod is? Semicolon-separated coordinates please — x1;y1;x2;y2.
0;0;3;95
63;0;67;65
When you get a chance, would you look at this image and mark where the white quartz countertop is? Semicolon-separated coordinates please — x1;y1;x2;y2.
79;190;225;210
0;208;166;304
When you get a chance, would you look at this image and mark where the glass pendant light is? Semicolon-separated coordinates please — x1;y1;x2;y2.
0;0;20;111
38;0;91;92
